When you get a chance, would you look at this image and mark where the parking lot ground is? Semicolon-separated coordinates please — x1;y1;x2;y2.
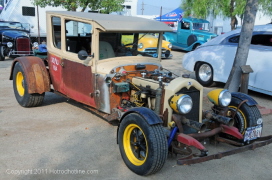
1;52;272;180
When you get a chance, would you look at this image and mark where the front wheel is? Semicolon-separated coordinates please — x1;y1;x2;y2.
228;97;262;135
118;113;168;176
0;46;5;61
13;62;45;107
195;62;214;86
192;44;200;51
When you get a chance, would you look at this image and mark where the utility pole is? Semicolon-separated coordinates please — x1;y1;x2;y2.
36;5;40;44
141;1;145;15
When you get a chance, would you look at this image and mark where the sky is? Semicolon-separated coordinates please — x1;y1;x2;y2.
137;0;182;16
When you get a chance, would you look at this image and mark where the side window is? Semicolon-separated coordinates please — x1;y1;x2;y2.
181;22;190;30
229;35;240;43
251;34;272;46
65;20;92;53
52;16;61;49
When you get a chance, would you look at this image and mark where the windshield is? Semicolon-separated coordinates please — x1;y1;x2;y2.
193;23;209;31
0;22;30;31
99;32;166;60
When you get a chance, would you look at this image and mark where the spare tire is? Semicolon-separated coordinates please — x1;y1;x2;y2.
187;35;197;47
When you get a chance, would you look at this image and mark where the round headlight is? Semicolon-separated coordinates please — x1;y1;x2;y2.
218;89;231;107
207;89;231;107
7;42;13;48
168;43;172;49
169;94;193;114
138;43;143;49
33;42;39;48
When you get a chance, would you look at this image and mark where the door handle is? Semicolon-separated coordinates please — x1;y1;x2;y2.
60;58;64;67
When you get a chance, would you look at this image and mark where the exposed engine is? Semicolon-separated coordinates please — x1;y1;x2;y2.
111;64;178;112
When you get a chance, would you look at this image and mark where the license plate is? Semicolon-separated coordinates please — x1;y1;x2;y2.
244;125;262;142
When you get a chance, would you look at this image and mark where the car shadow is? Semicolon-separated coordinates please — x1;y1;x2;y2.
172;48;188;53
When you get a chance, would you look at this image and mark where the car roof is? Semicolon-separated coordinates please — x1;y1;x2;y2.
203;24;272;46
47;11;172;32
183;17;209;23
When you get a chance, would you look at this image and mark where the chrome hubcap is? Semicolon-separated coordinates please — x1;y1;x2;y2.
199;64;212;81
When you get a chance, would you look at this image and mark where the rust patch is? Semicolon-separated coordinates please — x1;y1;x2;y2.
10;56;50;94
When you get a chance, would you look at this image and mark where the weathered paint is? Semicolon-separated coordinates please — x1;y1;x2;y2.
48;53;64;93
61;59;96;108
10;56;50;94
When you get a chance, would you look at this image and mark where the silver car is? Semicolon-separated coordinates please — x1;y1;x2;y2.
183;24;272;96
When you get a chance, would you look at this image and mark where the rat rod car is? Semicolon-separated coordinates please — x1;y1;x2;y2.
0;21;34;61
9;11;272;176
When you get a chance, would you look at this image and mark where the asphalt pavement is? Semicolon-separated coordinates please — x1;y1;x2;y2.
1;51;272;180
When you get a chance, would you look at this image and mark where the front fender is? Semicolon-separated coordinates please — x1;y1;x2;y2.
117;107;163;144
120;107;163;125
163;32;176;43
10;56;50;94
231;92;258;106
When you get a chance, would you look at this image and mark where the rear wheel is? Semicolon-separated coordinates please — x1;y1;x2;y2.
13;62;44;107
195;62;214;86
118;113;167;176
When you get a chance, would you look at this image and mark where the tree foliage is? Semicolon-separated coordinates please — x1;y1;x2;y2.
31;0;124;13
181;0;272;30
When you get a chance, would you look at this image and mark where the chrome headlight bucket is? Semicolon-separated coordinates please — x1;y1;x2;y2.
207;89;231;107
7;42;13;48
169;94;193;114
33;42;39;48
138;43;143;49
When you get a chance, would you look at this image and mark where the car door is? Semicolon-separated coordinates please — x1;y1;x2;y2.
59;18;96;107
247;34;272;95
177;21;191;45
48;16;66;94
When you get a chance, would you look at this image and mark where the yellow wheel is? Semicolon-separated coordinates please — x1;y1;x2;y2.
123;124;148;166
118;113;167;176
12;62;44;107
16;71;25;97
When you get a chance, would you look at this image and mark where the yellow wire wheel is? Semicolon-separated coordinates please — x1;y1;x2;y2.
118;113;168;175
12;62;45;107
123;123;148;166
225;96;262;141
228;105;247;134
16;71;25;97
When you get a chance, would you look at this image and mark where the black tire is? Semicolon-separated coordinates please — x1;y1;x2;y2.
187;35;197;47
118;113;168;176
228;97;262;135
195;62;214;86
13;62;45;107
0;46;5;61
192;44;200;50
